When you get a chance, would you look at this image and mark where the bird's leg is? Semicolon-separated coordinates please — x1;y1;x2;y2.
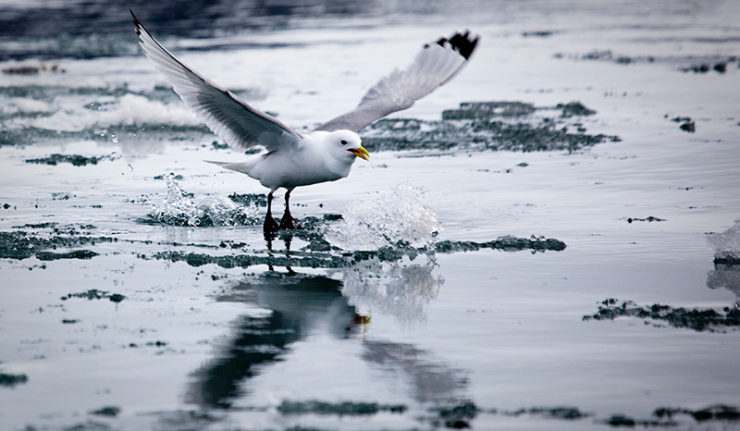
283;235;297;275
278;188;301;230
263;191;279;236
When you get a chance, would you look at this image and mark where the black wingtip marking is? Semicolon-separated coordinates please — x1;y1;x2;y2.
446;30;479;60
432;30;479;60
130;9;144;36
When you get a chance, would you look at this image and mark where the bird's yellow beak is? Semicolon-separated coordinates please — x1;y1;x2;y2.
348;146;370;161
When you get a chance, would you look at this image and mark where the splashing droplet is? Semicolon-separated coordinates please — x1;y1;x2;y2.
324;184;439;250
145;173;260;226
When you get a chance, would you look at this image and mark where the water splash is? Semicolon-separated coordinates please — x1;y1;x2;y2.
144;174;260;227
323;184;439;250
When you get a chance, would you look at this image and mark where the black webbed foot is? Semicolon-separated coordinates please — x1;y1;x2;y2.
263;191;279;237
263;215;279;236
278;211;301;230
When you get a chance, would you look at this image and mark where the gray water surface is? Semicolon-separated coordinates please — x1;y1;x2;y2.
1;1;739;430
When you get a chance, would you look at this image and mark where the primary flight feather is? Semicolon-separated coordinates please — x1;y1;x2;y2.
130;10;479;234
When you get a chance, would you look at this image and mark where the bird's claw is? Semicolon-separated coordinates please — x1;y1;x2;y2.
263;216;279;236
278;212;301;230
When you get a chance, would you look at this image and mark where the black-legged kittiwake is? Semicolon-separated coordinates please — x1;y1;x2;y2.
130;10;479;234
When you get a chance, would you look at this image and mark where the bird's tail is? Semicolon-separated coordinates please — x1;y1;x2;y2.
204;159;257;176
204;160;229;167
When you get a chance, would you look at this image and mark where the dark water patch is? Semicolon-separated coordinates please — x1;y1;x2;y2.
558;50;738;73
0;372;28;387
0;231;108;260
0;122;212;147
37;249;98;260
442;101;537;119
2;66;39;75
144;233;566;270
2;64;64;75
0;83;181;103
26;153;118;167
363;101;618;153
14;222;58;229
61;289;125;303
0;34;139;61
604;414;638;427
601;413;675;427
655;405;740;422
128;340;168;348
681;61;733;74
434;236;566;253
626;216;665;223
505;407;591;420
0;231;115;260
557;102;595;117
583;298;740;332
52;192;76;200
218;240;248;249
668;116;695;133
90;406;121;417
62;319;80;324
147;250;345;269
599;405;740;427
147;340;167;347
227;193;267;207
554;49;643;64
277;400;406;416
522;30;555;38
432;400;479;428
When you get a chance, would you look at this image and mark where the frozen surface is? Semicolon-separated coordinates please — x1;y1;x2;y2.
1;1;740;430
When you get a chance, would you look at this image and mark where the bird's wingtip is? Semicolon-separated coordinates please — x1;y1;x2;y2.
433;30;480;60
448;30;480;60
129;9;144;36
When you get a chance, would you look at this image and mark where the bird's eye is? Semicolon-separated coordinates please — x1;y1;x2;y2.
341;140;348;145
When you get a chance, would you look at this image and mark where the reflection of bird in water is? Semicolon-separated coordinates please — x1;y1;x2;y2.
362;341;467;405
186;262;464;414
131;11;478;234
706;221;740;299
186;273;357;408
706;262;740;298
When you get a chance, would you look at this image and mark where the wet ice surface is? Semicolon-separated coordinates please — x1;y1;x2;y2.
2;0;740;430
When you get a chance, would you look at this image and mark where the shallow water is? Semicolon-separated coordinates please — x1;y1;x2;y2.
1;1;740;430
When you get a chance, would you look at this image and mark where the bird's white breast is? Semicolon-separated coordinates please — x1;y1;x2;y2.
250;132;354;190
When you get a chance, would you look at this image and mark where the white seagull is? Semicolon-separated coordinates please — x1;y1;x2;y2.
130;11;479;234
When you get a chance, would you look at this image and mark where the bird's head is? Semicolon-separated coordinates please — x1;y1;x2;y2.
330;130;369;162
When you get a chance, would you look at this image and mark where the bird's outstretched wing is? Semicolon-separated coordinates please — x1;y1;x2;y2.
130;10;301;152
315;31;479;133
